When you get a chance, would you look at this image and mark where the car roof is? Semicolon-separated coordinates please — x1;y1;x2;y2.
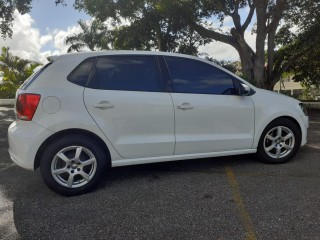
48;50;203;62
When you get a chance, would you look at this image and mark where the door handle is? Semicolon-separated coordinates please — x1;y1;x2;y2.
94;101;114;109
177;103;193;110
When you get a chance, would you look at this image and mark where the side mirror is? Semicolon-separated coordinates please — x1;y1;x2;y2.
239;83;251;96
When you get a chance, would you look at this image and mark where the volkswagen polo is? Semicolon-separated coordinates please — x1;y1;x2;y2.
8;51;309;196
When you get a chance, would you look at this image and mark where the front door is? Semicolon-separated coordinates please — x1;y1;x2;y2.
164;56;254;155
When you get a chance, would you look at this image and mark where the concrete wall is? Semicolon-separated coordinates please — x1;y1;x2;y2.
304;102;320;110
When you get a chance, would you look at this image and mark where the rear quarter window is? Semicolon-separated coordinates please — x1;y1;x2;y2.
67;58;95;87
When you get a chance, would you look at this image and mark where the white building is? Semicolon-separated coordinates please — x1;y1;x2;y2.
273;75;303;98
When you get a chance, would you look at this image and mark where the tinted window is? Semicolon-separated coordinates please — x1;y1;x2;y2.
165;57;236;95
68;58;95;87
158;56;172;92
88;56;162;92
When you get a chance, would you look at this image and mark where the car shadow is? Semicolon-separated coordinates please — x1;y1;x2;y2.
101;154;258;185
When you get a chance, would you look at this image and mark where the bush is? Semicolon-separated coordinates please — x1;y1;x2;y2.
0;83;19;98
0;47;40;99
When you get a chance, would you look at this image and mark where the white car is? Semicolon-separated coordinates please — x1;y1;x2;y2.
8;51;309;196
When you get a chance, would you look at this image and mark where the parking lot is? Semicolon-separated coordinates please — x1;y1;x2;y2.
0;106;319;240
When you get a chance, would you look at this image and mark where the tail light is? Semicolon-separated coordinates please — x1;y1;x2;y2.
16;94;41;121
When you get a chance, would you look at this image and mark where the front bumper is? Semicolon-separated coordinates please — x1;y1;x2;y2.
8;120;53;170
300;115;309;146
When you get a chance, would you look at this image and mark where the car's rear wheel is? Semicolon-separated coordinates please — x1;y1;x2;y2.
257;118;301;163
40;135;107;196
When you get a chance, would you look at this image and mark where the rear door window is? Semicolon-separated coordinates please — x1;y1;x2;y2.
87;55;163;92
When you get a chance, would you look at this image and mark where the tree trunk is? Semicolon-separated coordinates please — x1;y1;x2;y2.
191;0;290;90
237;46;254;83
254;0;268;88
230;28;255;83
263;81;275;90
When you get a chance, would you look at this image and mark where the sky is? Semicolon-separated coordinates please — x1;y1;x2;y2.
30;0;89;52
0;1;256;64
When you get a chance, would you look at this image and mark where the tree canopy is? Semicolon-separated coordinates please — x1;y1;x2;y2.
70;0;211;54
65;19;111;52
70;0;320;89
1;0;320;91
0;0;32;38
288;18;320;87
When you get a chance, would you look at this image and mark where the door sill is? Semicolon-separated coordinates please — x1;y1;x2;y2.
112;149;257;167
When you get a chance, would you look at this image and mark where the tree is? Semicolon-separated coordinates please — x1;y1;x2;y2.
72;0;209;53
186;0;320;89
0;47;39;98
65;19;111;52
291;46;320;88
0;0;32;38
72;0;320;89
109;23;153;51
3;0;319;91
284;15;320;88
177;27;211;56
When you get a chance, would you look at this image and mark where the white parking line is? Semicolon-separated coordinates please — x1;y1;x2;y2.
0;163;15;173
1;118;14;122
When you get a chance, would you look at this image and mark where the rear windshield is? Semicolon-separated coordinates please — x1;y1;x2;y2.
20;62;52;90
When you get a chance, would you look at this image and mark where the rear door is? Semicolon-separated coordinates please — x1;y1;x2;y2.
163;56;255;155
83;55;175;159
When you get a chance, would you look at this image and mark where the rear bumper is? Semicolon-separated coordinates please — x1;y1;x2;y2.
8;120;53;170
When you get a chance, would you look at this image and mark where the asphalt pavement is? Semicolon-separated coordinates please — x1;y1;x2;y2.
0;107;319;240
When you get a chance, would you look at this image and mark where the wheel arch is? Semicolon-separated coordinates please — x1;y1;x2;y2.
258;115;302;146
34;128;112;170
255;115;303;163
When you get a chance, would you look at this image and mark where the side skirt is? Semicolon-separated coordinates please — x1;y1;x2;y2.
111;149;257;167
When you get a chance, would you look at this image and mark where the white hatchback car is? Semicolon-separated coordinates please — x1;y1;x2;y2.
8;51;309;196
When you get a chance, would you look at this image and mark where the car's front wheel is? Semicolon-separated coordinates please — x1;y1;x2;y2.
257;118;301;163
40;135;107;196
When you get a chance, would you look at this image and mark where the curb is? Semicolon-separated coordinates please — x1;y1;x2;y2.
304;102;320;110
0;99;15;106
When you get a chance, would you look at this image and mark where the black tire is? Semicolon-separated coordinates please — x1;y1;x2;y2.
40;134;108;196
257;118;301;164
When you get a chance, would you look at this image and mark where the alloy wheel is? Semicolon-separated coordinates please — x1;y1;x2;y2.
263;126;295;159
51;146;97;188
